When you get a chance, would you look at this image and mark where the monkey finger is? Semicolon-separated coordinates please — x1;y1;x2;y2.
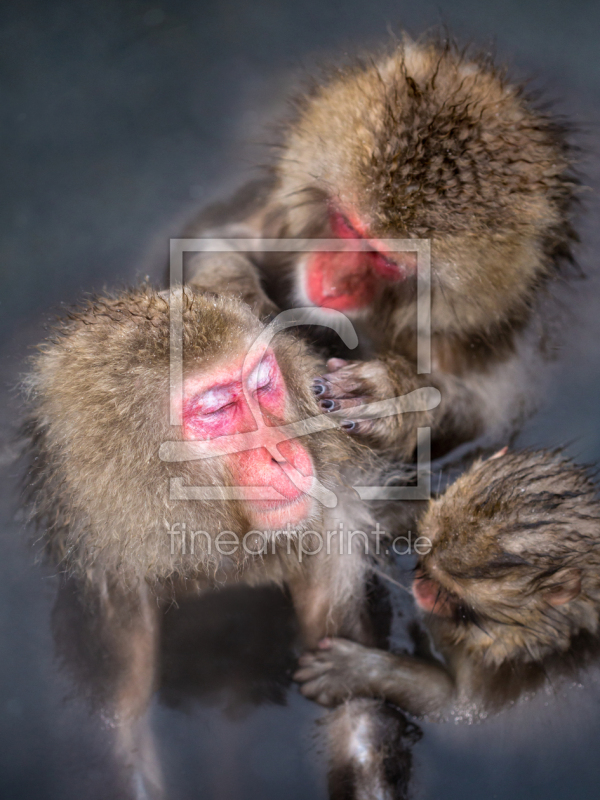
320;371;364;394
339;419;374;437
320;637;363;654
312;379;327;397
316;692;339;707
318;397;368;413
293;661;334;681
296;652;319;667
326;358;348;372
298;680;341;707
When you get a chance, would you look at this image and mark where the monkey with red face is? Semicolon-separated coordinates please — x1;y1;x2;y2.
24;289;600;795
23;286;417;799
185;35;578;461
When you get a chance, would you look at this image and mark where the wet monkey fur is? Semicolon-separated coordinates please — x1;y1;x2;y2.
295;450;600;719
23;295;599;794
185;35;578;460
22;287;416;799
21;33;584;798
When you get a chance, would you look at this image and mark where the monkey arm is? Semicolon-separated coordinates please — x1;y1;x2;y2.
182;178;280;319
424;333;543;454
316;325;541;458
286;548;375;651
293;637;455;717
187;246;279;319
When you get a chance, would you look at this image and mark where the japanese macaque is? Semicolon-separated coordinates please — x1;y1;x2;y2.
185;35;578;460
22;287;413;799
294;450;600;719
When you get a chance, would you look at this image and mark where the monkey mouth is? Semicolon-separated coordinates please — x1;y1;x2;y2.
245;492;315;528
246;495;306;512
304;208;416;311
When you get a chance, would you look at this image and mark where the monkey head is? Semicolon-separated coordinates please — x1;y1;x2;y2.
271;37;575;336
414;450;600;667
24;288;350;584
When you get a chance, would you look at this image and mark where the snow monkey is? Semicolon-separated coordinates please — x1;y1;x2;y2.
184;35;578;462
23;286;425;800
295;450;600;719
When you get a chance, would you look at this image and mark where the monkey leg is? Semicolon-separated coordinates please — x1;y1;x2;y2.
293;637;454;717
326;698;420;800
52;576;163;799
314;356;424;458
287;555;419;799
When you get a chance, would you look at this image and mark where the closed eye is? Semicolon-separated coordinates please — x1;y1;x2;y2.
248;355;276;395
186;385;239;418
256;379;272;395
203;401;236;416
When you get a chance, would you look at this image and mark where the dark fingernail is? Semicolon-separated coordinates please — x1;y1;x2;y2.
340;420;356;431
312;380;326;396
320;399;337;412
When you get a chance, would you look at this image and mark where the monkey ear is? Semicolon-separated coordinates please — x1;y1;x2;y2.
542;567;582;606
489;446;509;461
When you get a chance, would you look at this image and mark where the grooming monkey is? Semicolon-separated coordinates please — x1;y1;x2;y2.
295;449;600;718
23;287;418;799
185;36;578;460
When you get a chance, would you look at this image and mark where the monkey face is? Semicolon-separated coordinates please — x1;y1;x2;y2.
412;561;581;630
414;450;600;663
299;208;417;314
26;288;351;583
275;42;573;333
177;347;317;530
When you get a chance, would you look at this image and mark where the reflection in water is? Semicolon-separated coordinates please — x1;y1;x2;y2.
159;585;298;711
52;580;421;799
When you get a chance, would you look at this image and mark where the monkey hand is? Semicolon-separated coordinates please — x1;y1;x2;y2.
294;638;455;716
313;357;423;457
293;637;386;707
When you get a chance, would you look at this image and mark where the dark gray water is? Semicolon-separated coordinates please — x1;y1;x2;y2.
2;1;600;797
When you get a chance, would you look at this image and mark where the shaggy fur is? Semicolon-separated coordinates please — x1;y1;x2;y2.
186;33;580;458
275;36;577;335
422;450;600;668
293;450;600;718
22;288;367;604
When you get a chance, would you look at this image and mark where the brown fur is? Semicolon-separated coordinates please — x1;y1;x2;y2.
22;288;356;592
422;450;600;667
275;37;576;331
185;34;579;458
294;450;600;718
22;286;409;797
